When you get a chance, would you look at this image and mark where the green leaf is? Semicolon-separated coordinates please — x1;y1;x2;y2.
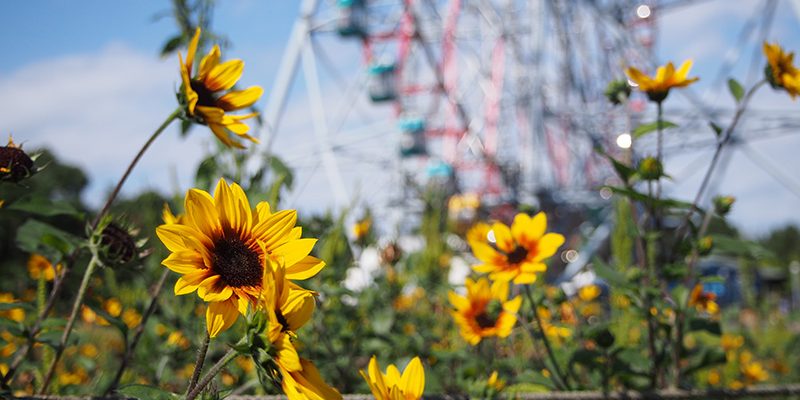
709;122;723;137
592;259;626;286
15;220;82;261
595;147;635;184
35;331;64;349
6;196;84;219
570;348;602;367
632;120;678;138
118;384;180;400
603;186;696;211
0;302;34;312
688;317;721;335
683;347;726;376
728;78;744;102
160;35;184;57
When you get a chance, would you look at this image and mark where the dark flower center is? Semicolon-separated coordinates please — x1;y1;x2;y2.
212;236;262;288
190;79;218;108
475;300;503;329
0;146;34;183
506;246;528;264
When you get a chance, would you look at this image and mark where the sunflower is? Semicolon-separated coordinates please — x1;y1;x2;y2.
688;284;719;315
260;258;341;400
179;28;264;149
449;278;521;345
625;59;699;102
468;212;564;285
360;356;425;400
155;178;325;337
763;42;800;99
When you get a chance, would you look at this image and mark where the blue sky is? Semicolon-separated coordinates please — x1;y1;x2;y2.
1;1;799;236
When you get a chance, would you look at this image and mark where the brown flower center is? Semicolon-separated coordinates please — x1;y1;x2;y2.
212;236;262;288
100;223;137;265
475;299;503;329
190;79;218;108
506;246;528;264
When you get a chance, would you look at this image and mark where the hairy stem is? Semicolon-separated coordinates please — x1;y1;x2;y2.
185;348;238;400
186;331;212;396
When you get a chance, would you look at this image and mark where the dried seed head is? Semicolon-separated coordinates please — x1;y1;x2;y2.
0;136;34;183
100;223;138;266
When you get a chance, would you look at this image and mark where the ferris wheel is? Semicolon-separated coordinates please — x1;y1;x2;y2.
259;0;665;225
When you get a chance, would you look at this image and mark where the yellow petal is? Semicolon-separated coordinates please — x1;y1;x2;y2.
282;288;316;331
285;256;325;281
185;27;201;76
368;356;389;397
213;178;252;237
491;222;515;253
208;122;245;149
198;44;221;82
174;270;210;295
218;86;264;111
185;188;222;239
385;365;401;388
490;279;509;301
273;239;318;270
674;59;694;81
448;291;469;311
471;241;505;264
513;212;547;249
534;233;565;261
197;275;234;302
206;298;240;338
162;251;205;274
252;209;298;250
512;272;537;285
503;296;522;314
625;66;653;88
205;59;244;92
282;358;343;400
399;357;425;399
275;333;301;372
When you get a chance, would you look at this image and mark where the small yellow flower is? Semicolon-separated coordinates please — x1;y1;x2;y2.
0;293;25;322
449;278;521;345
27;254;60;281
80;344;98;358
352;218;372;241
625;59;699;102
178;28;263;148
122;308;142;329
487;370;505;391
578;285;601;302
166;331;190;349
741;360;769;385
469;212;564;284
104;298;123;318
721;334;744;353
689;284;719;314
360;356;425;400
707;369;721;386
763;41;800;98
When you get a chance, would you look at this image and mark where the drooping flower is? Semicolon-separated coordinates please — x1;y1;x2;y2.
449;278;521;345
763;42;800;99
155;178;325;337
688;284;719;315
178;28;264;148
259;258;341;400
468;212;564;285
625;60;699;102
360;356;425;400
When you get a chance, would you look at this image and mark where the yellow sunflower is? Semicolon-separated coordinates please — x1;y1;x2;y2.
155;178;325;338
625;59;699;102
360;356;425;400
179;28;264;148
448;278;521;345
763;42;800;98
468;212;564;285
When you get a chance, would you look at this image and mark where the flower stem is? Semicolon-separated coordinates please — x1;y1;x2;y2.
185;348;238;400
523;285;571;390
186;331;211;396
673;80;766;245
104;269;170;396
92;108;182;228
38;253;100;394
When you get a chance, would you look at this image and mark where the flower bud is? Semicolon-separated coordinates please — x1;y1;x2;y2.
99;223;138;266
637;157;664;180
713;195;735;216
698;236;714;256
604;79;632;105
